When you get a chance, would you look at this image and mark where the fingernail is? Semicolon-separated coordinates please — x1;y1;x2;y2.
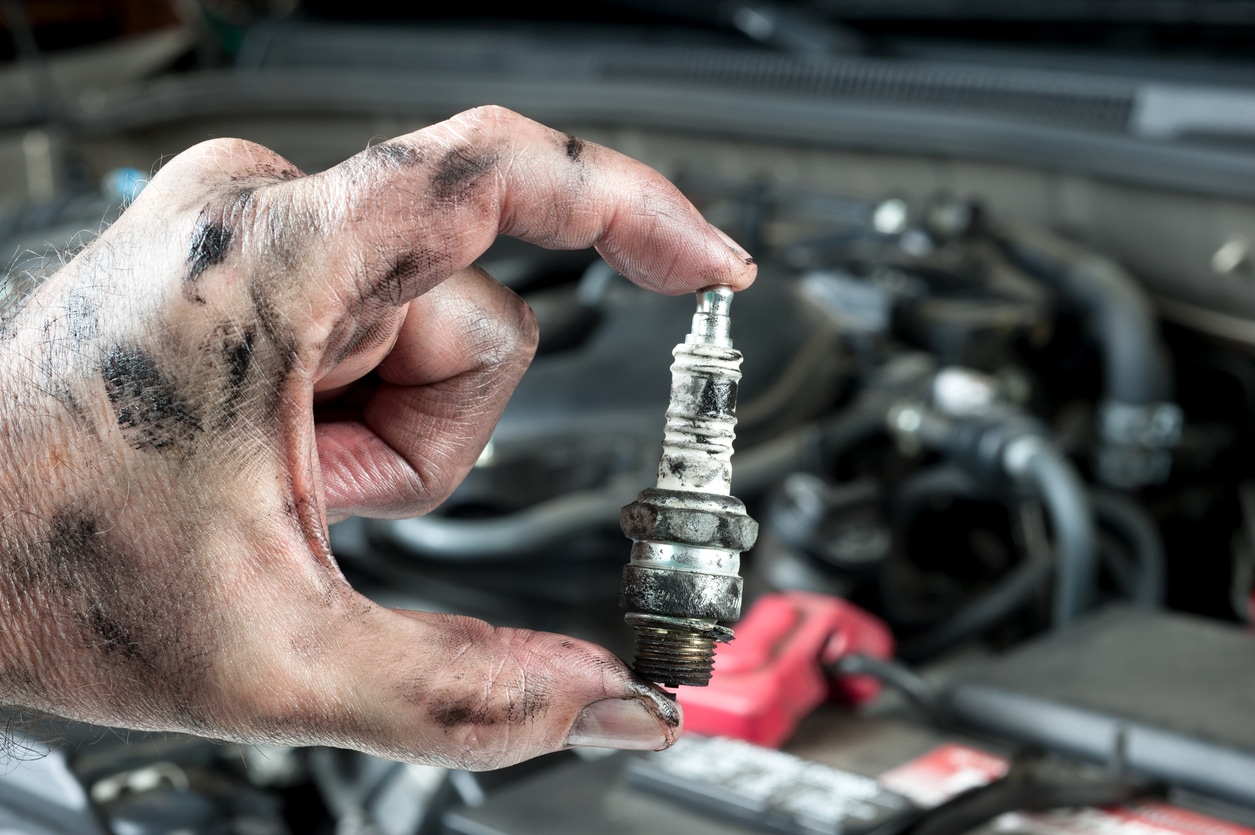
709;223;755;266
567;697;671;751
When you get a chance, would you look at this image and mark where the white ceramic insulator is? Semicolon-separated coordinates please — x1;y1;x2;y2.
655;341;744;495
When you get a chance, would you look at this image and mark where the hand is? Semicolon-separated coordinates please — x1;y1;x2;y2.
0;106;755;768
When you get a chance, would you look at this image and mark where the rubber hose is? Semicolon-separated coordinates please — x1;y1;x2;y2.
832;653;951;725
997;222;1171;405
380;485;636;562
1013;442;1098;626
376;407;886;562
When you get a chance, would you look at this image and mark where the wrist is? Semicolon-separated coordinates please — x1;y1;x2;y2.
0;290;105;711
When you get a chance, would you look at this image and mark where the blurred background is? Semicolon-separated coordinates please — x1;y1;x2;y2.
4;2;1255;833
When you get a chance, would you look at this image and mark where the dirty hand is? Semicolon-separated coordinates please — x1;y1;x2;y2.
0;106;755;768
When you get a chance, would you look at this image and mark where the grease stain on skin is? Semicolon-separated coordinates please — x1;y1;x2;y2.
427;685;550;730
34;508;212;724
46;511;149;665
172;702;214;735
420;625;558;731
517;686;549;723
101;344;202;452
627;680;682;732
55;386;98;437
291;492;338;578
212;323;257;427
564;134;585;162
431;147;498;202
86;601;143;662
249;283;297;376
186;209;235;288
367;247;445;306
428;697;497;729
367;141;424;168
231;161;303;183
334;318;393;365
224;326;255;393
63;288;99;343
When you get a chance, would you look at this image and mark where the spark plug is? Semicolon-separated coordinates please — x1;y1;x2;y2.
620;286;759;688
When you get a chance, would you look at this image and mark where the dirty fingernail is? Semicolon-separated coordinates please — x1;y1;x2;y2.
567;697;670;751
709;223;755;265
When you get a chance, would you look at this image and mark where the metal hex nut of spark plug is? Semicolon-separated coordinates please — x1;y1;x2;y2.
620;488;759;552
620;564;744;622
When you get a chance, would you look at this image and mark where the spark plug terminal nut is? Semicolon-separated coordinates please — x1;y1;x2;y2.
620;286;758;688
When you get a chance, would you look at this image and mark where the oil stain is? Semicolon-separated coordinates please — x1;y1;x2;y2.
431;147;498;203
186;210;234;287
101;344;202;452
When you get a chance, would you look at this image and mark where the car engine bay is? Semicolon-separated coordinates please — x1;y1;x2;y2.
3;3;1255;833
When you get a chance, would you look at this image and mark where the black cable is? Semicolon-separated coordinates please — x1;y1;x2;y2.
831;653;951;726
1090;489;1166;607
878;465;989;630
899;559;1050;662
909;765;1153;835
1098;530;1139;601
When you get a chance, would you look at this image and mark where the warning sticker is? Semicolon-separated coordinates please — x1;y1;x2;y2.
630;735;915;835
877;744;1011;808
988;798;1255;833
994;803;1255;835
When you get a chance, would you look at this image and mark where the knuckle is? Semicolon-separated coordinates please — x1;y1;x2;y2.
514;296;540;360
389;467;446;518
152;137;301;192
453;293;536;372
449;104;530;145
489;291;539;368
459;103;517;128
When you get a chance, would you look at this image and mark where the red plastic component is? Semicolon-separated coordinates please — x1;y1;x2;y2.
878;744;1010;807
676;591;894;748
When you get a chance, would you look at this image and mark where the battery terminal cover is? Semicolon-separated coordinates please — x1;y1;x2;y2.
677;591;894;748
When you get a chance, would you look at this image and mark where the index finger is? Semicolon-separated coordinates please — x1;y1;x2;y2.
283;106;756;316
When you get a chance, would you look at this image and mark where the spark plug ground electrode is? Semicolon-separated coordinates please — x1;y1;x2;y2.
620;286;758;688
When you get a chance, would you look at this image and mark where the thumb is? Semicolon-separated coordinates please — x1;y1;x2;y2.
266;606;682;770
